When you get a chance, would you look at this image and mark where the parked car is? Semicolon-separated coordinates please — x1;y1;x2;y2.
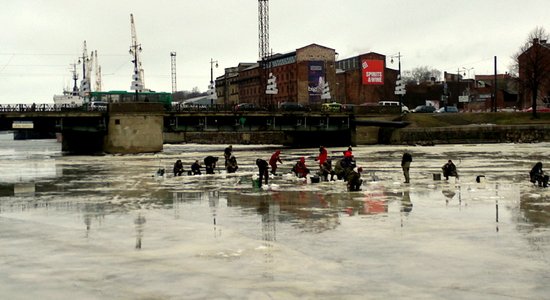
435;106;459;113
321;102;343;112
522;106;550;113
234;103;263;111
88;101;108;111
379;101;410;113
412;105;436;113
280;102;309;112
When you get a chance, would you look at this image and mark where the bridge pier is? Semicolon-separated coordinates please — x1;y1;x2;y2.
61;103;165;154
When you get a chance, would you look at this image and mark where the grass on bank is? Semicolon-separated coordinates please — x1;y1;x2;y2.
399;112;550;128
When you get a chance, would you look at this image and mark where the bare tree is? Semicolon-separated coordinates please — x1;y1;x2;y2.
514;26;550;118
402;66;441;85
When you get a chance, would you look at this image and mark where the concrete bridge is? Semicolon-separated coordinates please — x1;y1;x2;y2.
0;103;374;154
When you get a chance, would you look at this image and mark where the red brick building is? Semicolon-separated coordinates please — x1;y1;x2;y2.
217;44;336;107
335;52;399;105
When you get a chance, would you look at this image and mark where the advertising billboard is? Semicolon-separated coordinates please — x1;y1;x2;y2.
362;59;384;85
308;61;324;102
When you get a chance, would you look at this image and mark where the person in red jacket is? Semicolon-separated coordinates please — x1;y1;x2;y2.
316;146;328;166
269;150;283;175
292;157;310;178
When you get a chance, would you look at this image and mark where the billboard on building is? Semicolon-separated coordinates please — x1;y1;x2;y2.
362;59;384;85
308;61;324;102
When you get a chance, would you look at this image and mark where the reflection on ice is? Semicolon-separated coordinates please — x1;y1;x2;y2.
2;140;550;298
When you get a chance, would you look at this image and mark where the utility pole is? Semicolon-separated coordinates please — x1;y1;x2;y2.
493;56;498;112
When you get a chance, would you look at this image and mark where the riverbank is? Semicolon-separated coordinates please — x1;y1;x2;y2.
374;112;550;145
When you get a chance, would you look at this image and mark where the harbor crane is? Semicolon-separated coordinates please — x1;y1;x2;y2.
78;40;92;97
129;13;145;92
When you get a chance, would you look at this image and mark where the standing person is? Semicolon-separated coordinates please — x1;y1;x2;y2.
204;156;218;175
224;145;233;168
317;146;328;166
191;160;202;175
530;162;549;187
442;160;458;180
401;152;412;183
292;157;310;178
269;150;283;175
173;159;184;176
256;159;269;188
347;167;363;191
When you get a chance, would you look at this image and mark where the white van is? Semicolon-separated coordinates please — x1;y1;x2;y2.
379;101;409;113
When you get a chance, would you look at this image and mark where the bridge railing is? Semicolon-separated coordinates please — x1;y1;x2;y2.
0;103;106;112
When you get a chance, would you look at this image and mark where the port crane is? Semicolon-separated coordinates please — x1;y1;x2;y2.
129;13;145;92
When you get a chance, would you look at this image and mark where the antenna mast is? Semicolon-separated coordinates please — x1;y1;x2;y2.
258;0;270;60
170;52;177;93
129;13;145;92
94;50;102;92
70;62;79;95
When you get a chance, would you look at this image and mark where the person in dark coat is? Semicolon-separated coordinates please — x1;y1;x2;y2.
530;162;549;187
319;159;335;181
347;167;363;191
191;160;202;175
173;159;184;176
256;158;269;187
204;156;218;174
224;145;233;168
442;160;458;180
226;155;238;173
401;152;412;183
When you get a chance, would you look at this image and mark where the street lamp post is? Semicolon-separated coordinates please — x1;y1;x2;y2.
462;67;474;79
391;52;403;107
210;58;218;106
210;58;218;84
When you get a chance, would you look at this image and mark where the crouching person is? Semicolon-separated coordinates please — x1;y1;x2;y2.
173;159;184;176
530;162;549;187
319;159;335;181
347;167;363;191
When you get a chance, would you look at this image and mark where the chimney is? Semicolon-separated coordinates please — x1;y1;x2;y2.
533;38;540;44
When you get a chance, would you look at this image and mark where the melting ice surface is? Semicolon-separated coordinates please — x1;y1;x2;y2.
1;133;550;299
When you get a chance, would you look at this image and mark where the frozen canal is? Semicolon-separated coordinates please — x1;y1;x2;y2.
1;132;550;299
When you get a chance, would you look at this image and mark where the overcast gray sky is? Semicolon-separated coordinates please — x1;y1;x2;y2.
0;0;548;104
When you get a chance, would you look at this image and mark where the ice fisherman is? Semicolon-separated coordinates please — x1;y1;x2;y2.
269;150;283;175
191;160;202;175
334;151;356;180
319;159;335;181
316;146;328;165
226;155;238;173
256;158;269;187
530;162;549;187
401;152;412;183
173;159;184;176
224;145;233;168
442;160;458;180
347;167;363;191
292;157;310;178
204;156;218;174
